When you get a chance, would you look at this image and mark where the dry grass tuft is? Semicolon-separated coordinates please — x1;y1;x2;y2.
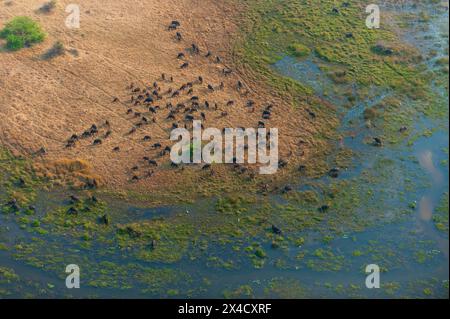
34;158;103;189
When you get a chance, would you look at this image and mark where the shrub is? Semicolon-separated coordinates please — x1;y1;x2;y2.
4;34;25;50
38;1;57;13
363;107;379;120
42;40;65;59
288;43;311;58
0;16;46;51
371;41;396;56
328;70;348;84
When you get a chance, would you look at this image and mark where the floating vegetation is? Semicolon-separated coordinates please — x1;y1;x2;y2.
433;192;449;234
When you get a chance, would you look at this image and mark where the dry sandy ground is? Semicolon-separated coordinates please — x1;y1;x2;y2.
0;0;332;194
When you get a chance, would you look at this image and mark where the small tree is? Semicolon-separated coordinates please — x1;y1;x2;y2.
0;16;46;51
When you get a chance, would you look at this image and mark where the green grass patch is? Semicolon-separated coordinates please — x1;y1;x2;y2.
287;43;311;58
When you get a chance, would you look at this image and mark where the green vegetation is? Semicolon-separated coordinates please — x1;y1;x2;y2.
235;0;426;95
0;267;19;284
433;193;449;233
0;17;46;51
263;278;308;298
0;148;41;209
287;43;311;58
223;285;254;299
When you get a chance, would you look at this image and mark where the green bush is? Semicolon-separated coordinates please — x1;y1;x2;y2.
5;34;25;50
0;16;46;51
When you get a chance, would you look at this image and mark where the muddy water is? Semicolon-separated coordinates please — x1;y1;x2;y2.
0;3;449;298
